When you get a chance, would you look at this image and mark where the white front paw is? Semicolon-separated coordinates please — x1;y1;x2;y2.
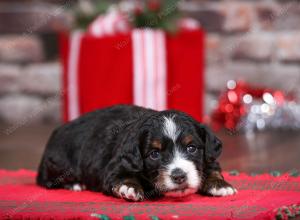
114;184;144;201
209;186;237;196
66;183;86;191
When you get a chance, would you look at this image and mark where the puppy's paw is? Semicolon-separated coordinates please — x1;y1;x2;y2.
112;183;144;202
65;183;86;192
202;179;237;197
209;185;237;196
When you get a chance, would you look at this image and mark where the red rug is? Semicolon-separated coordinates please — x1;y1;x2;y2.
0;170;300;220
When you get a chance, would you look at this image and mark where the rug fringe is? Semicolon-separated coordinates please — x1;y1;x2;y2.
228;169;300;177
91;213;160;220
275;204;300;220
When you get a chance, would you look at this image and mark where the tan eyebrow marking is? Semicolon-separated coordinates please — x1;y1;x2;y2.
182;135;193;145
151;140;162;150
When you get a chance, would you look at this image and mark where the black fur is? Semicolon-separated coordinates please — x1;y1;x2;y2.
37;105;234;200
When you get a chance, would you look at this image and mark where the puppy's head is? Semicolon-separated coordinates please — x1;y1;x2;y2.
119;111;222;198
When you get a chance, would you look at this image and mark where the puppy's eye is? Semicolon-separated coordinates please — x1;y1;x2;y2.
149;150;161;160
187;145;197;154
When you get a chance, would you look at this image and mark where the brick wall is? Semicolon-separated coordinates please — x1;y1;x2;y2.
181;0;300;115
0;0;300;125
0;35;61;125
0;1;71;126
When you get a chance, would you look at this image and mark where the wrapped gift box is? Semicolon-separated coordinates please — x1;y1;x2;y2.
60;29;204;122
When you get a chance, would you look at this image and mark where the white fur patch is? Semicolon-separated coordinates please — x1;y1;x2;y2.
163;116;180;143
69;183;85;191
209;187;237;196
164;150;201;193
117;185;143;201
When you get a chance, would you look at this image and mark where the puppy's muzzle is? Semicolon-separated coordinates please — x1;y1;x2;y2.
170;168;187;185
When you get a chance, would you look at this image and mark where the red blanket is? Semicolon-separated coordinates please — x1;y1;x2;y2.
0;170;300;220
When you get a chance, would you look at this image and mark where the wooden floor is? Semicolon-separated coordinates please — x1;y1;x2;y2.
0;123;299;173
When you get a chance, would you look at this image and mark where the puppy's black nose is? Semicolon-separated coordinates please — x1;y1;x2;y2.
171;168;187;184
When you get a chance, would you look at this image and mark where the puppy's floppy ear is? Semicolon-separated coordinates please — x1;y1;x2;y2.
204;127;222;162
119;126;149;173
193;122;222;162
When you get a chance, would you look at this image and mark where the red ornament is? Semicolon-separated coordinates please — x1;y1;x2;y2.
147;0;161;11
210;80;292;131
134;5;143;16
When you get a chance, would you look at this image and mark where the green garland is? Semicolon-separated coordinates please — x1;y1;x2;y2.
75;1;111;29
75;0;181;32
132;0;181;32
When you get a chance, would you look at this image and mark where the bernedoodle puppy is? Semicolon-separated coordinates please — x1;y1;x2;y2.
37;105;237;201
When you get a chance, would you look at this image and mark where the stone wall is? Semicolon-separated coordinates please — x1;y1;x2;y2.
181;0;300;114
0;0;68;125
0;61;61;123
0;0;300;125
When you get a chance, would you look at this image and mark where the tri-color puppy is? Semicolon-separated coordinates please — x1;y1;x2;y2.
37;105;237;201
